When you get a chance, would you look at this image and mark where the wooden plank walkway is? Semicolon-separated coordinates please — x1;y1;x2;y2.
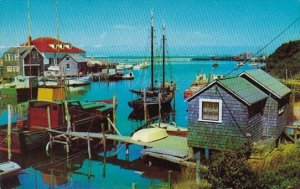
68;131;189;158
48;129;193;166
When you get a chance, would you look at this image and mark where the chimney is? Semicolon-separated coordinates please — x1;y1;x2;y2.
28;35;32;46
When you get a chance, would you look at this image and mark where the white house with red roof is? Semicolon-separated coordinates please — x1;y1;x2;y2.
23;37;86;68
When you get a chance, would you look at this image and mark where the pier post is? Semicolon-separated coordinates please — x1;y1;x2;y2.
143;90;147;124
113;95;117;147
168;170;172;189
88;134;91;159
132;183;137;189
47;106;53;149
7;104;12;161
102;124;106;152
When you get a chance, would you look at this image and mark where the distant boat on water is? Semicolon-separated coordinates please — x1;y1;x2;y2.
236;61;244;67
133;60;149;70
116;63;134;70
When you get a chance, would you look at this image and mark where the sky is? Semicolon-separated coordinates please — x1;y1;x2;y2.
0;0;299;57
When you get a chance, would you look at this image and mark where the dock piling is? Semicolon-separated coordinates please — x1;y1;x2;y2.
168;170;172;189
88;134;91;159
132;183;137;189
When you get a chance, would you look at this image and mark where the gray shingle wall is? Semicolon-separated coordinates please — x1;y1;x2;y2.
60;57;78;76
187;85;263;150
263;96;278;137
276;99;290;138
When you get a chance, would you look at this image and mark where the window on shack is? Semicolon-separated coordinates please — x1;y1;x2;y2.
198;98;222;123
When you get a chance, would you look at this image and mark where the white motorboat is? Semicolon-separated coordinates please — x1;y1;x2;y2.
116;63;134;70
65;76;91;86
133;60;149;70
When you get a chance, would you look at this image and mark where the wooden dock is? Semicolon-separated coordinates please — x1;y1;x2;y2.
47;129;194;166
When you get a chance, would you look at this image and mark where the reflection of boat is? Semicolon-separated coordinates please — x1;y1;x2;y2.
250;62;259;66
122;72;134;80
116;63;134;70
133;60;149;70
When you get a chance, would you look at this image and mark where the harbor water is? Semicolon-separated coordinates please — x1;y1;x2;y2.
0;60;259;188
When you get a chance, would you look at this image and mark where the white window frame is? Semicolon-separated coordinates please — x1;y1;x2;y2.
198;98;223;123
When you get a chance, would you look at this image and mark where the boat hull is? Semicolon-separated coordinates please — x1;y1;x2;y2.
128;93;173;112
0;161;21;181
0;127;49;154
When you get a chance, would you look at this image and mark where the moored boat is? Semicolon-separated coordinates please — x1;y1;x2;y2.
0;161;21;181
122;72;134;80
131;128;168;143
150;122;187;137
116;63;134;70
64;76;91;86
0;97;114;154
128;14;175;112
133;60;149;70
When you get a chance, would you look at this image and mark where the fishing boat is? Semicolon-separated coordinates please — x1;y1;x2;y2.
128;13;175;111
122;72;134;80
0;90;114;153
0;105;21;180
184;73;222;99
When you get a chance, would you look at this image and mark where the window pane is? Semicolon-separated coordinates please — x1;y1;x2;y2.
202;102;219;121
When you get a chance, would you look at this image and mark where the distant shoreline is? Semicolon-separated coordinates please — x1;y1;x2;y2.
88;55;266;63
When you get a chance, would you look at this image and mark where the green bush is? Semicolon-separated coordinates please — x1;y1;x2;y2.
206;143;257;188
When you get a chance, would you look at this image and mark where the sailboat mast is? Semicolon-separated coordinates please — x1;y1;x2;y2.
162;24;166;93
27;0;33;99
150;11;154;90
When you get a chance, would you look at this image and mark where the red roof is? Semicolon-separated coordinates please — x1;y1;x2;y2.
22;37;85;53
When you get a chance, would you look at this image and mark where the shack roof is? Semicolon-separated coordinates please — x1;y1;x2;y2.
4;46;38;58
240;69;291;99
187;77;268;106
64;54;87;63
